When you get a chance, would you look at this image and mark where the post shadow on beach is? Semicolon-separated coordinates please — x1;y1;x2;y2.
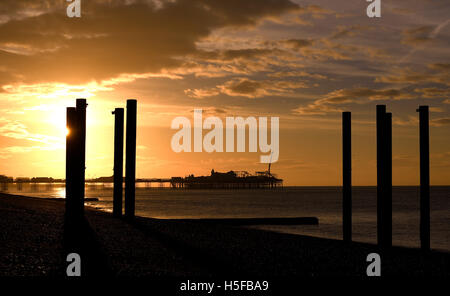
63;214;112;277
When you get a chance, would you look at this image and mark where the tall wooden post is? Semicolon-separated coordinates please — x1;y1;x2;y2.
112;108;124;217
342;112;352;242
125;100;137;219
66;107;77;218
65;99;87;219
385;112;392;247
376;105;386;247
417;106;430;251
75;99;87;216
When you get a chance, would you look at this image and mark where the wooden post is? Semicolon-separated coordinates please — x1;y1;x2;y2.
65;99;87;219
66;107;77;218
342;112;352;242
376;105;386;247
125;99;137;219
417;106;430;251
385;112;392;247
112;108;124;217
75;99;87;216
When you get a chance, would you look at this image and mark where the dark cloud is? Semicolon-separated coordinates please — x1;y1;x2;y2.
281;39;315;49
376;65;450;86
402;25;435;46
431;117;450;127
186;77;308;99
294;87;412;115
414;87;450;98
330;25;369;40
0;0;298;87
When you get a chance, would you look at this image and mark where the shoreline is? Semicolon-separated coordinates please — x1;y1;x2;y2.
0;192;449;277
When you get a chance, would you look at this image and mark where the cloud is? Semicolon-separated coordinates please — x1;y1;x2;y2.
402;25;435;46
0;119;63;146
375;65;450;86
186;77;308;99
0;0;299;87
431;117;450;127
184;88;220;99
296;4;334;19
429;63;450;71
320;87;412;102
281;39;315;49
293;102;342;115
330;25;369;40
294;87;412;115
414;87;450;98
268;71;327;79
393;115;418;126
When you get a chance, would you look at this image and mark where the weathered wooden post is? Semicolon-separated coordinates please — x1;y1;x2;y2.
376;105;386;247
342;111;352;242
66;107;77;218
385;112;392;248
417;106;430;251
376;105;393;248
125;99;137;219
75;99;87;216
65;99;87;219
112;108;124;217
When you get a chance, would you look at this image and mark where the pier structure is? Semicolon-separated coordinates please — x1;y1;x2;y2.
169;170;283;189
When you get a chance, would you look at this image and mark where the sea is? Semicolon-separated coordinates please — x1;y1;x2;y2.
2;184;449;252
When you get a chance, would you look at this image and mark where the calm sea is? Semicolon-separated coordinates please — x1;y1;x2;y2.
2;184;449;252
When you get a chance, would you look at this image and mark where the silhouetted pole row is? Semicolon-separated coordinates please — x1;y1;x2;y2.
125;99;137;219
343;105;431;250
65;99;87;219
112;108;124;217
342;112;352;242
417;106;430;251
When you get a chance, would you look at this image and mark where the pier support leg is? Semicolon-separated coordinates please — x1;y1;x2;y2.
417;106;430;251
342;112;352;242
125;100;137;219
113;108;124;217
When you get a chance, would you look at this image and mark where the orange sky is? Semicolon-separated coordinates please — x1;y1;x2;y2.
0;0;449;185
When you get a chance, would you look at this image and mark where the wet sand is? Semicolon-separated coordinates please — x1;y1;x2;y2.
0;192;448;277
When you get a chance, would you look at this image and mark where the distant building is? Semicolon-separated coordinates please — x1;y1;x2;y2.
15;177;31;183
0;175;13;183
31;177;54;183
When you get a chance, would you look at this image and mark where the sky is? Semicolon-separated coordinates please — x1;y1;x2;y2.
0;0;449;185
